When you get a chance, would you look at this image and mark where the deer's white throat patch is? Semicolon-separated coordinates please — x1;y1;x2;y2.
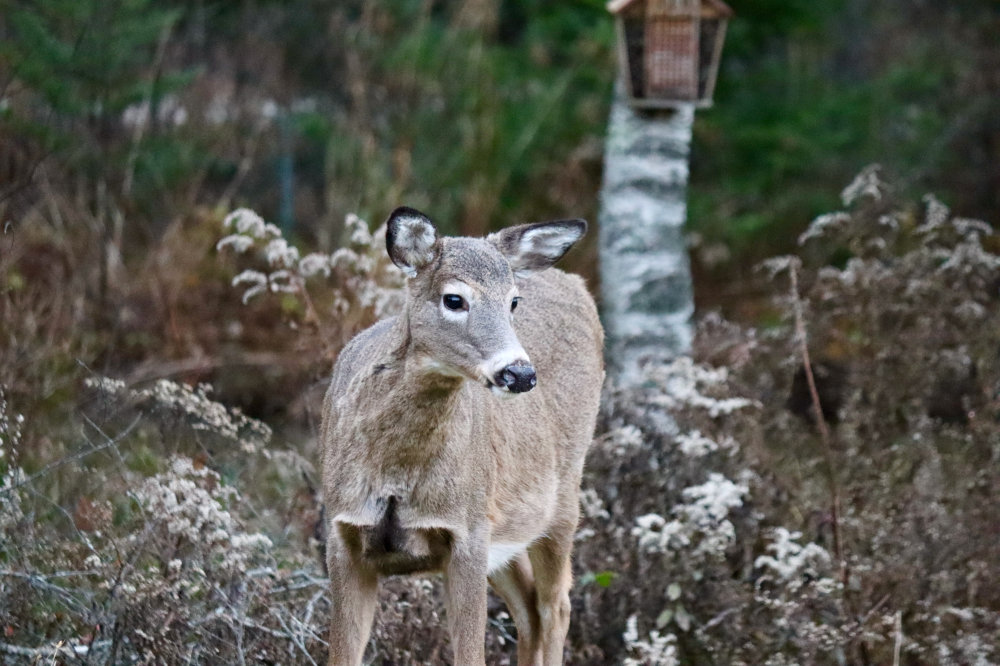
414;355;465;378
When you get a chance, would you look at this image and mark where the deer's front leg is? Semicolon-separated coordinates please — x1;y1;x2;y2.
326;526;378;666
444;529;489;665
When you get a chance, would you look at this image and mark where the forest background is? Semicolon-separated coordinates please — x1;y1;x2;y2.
2;0;999;663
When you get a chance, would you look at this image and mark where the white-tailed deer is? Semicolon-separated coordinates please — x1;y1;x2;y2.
320;207;604;665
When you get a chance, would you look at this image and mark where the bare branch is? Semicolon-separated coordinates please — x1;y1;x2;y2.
0;414;141;496
0;640;110;660
787;262;845;581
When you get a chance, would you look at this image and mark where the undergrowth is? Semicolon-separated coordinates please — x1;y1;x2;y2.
2;170;999;663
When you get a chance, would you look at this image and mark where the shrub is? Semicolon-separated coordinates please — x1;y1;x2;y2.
5;177;998;664
217;208;405;359
569;168;1000;664
0;379;332;664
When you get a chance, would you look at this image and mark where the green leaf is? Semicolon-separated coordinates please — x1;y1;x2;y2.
593;570;617;588
580;570;618;588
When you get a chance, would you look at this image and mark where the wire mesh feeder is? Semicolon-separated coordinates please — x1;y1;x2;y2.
608;0;733;109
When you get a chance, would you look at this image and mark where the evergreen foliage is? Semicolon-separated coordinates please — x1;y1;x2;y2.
0;0;185;170
2;0;996;272
690;0;1000;269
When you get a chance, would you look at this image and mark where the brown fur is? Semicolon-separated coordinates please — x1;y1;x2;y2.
320;208;604;665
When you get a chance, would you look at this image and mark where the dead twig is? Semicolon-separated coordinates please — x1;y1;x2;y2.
0;414;141;496
892;610;903;666
124;351;299;386
0;638;110;660
787;261;845;582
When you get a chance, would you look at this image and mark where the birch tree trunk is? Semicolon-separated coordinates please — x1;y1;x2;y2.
598;83;695;385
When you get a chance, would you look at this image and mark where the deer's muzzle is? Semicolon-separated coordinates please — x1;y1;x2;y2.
494;362;537;393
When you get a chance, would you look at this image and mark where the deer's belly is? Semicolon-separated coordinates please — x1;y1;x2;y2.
487;541;530;573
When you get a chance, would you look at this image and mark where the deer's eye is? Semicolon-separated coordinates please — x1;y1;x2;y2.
442;294;466;311
511;297;522;313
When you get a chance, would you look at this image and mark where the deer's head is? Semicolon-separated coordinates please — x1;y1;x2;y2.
385;206;585;396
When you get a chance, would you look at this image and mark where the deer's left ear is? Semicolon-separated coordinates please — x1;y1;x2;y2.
386;206;439;277
488;219;587;277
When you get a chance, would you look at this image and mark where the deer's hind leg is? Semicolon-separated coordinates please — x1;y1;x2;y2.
528;507;579;666
489;551;542;665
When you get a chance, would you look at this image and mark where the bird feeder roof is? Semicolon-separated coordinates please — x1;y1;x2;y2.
606;0;733;18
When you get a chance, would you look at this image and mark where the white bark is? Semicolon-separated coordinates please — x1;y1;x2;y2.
598;83;695;385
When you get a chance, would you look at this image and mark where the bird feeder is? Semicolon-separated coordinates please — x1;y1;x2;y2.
608;0;733;109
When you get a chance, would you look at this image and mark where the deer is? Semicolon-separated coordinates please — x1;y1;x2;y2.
319;206;604;665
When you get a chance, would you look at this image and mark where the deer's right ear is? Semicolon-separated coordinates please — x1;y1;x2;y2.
385;207;439;277
488;219;587;277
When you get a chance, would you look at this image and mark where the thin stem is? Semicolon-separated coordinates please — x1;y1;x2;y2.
296;277;324;332
788;262;845;582
122;18;176;198
0;414;142;495
892;610;903;666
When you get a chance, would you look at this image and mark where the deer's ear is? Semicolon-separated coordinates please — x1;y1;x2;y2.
488;219;587;277
385;207;439;277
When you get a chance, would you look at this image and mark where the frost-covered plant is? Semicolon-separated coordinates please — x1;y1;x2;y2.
706;168;1000;663
0;388;25;531
639;357;756;417
567;170;1000;665
749;528;846;660
754;527;832;584
85;376;272;455
132;456;273;577
570;354;765;663
217;209;405;346
724;171;1000;663
1;380;331;664
633;473;747;560
788;168;999;427
623;613;679;666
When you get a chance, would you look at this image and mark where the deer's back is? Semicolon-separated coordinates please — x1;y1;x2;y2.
511;268;604;448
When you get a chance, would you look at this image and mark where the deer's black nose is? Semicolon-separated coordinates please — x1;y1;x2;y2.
495;363;537;393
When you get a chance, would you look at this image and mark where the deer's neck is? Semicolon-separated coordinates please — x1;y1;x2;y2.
363;312;467;462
